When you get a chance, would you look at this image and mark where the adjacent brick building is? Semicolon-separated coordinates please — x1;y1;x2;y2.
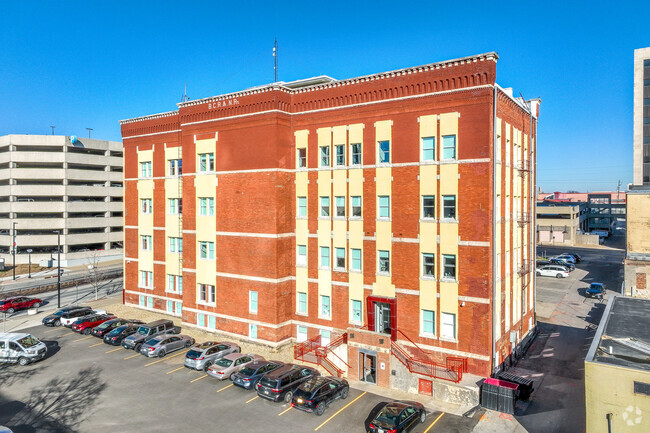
120;52;539;390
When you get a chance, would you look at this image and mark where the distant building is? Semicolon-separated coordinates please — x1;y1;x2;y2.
0;134;123;266
536;202;588;245
633;47;650;186
585;296;650;432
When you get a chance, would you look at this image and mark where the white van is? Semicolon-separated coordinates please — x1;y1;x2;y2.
0;333;48;365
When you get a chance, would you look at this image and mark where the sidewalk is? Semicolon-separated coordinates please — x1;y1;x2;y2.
472;410;528;433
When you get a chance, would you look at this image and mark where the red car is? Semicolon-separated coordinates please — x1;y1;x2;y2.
0;296;43;314
71;314;115;334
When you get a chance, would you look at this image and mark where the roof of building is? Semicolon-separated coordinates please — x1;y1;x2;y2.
586;296;650;371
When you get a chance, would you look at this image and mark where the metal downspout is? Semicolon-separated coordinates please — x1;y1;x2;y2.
492;85;498;372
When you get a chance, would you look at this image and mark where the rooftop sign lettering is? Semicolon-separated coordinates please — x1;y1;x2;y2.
208;98;240;109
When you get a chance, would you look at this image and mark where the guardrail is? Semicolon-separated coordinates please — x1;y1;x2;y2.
0;269;123;298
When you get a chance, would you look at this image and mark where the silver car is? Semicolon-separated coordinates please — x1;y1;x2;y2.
139;333;195;358
184;341;241;371
206;353;264;380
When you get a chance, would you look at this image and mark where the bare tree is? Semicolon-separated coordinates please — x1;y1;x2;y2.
86;251;108;301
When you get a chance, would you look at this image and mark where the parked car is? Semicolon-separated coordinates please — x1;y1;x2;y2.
184;341;241;371
232;360;284;390
291;376;349;416
139;333;194;358
561;253;582;263
592;230;610;238
536;266;569;279
256;364;320;403
364;401;426;433
549;258;574;271
553;255;576;265
60;309;106;327
0;333;48;365
122;319;180;352
103;324;141;346
586;283;606;299
206;353;264;380
42;306;91;327
71;314;115;334
0;296;43;314
91;318;143;338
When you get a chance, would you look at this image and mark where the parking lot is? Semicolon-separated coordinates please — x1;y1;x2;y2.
0;323;480;433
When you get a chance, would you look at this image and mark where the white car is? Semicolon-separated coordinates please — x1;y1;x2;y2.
553;255;576;265
536;266;569;279
60;309;106;327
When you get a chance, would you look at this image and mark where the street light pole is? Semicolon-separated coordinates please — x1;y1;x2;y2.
12;222;17;280
27;249;33;278
57;230;61;308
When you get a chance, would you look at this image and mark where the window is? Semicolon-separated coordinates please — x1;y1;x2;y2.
320;246;330;268
378;196;390;219
441;312;456;339
335;196;345;217
351;300;362;323
422;137;435;161
335;247;345;269
335;144;345;166
378;250;390;273
320;196;330;217
199;241;215;260
166;300;173;313
320;146;330;167
378;140;390;163
175;302;182;315
297;325;308;342
168;198;182;215
442;135;456;160
351;248;362;271
249;324;258;339
140;199;152;214
140;235;152;251
634;381;650;397
208;315;216;329
442;254;456;279
198;153;214;172
320;295;331;319
422;310;435;335
198;283;216;304
139;161;152;178
351;196;362;218
297;197;307;218
139;270;153;288
167;274;183;293
442;195;456;219
169;237;183;253
297;245;307;266
351;143;362;165
139;295;145;307
146;296;153;308
168;159;182;176
422;253;434;277
422;195;435;219
249;291;258;314
297;148;307;168
297;292;307;314
199;197;215;216
197;313;205;327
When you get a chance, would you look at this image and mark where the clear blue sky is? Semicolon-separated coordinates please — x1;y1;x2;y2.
1;1;647;192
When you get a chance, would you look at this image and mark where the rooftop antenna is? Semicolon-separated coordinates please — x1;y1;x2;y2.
86;127;93;139
273;38;278;83
50;126;55;135
181;83;189;102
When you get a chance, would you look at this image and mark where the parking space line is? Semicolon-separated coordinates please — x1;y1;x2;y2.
74;335;94;342
278;406;293;416
167;366;185;375
88;342;103;348
246;395;258;404
216;384;233;393
190;374;208;383
43;328;63;334
124;353;140;360
105;347;122;354
143;349;189;367
314;391;367;431
423;412;444;433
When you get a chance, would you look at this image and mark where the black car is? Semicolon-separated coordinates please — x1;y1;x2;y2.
256;364;319;403
41;306;91;327
549;258;574;271
103;324;141;346
292;376;349;416
91;318;143;338
364;401;426;433
232;360;284;390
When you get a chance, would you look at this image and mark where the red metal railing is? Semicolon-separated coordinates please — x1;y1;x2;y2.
294;333;350;377
293;334;321;360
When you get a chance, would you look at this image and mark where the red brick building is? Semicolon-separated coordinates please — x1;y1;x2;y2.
120;52;539;391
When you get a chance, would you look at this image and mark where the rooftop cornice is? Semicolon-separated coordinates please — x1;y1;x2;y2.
119;109;179;125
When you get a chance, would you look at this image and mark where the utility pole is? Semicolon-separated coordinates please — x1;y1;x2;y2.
273;38;278;83
12;222;17;280
617;180;621;202
86;127;93;139
57;230;61;308
50;126;55;135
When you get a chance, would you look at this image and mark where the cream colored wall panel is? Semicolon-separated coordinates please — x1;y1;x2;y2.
420;222;437;250
296;220;308;245
349;220;363;247
348;169;363;196
317;220;331;245
419;114;437;141
439;281;458;318
420;165;437;195
296;172;308;196
419;280;436;310
295;130;309;148
196;137;217;156
349;272;364;302
376;221;392;251
332;125;347;147
296;267;308;292
439;223;459;256
318;269;332;296
318;170;331;196
372;275;395;298
333;220;346;248
439;164;458;195
376;167;391;195
332;170;346;196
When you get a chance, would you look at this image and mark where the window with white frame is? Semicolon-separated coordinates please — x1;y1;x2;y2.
335;144;345;166
175;302;182;315
198;283;216;304
442;135;456;160
351;248;362;271
422;137;435;161
168;159;182;176
320;196;330;217
378;250;390;274
140;161;152;178
297;197;307;218
169;237;183;253
442;195;456;219
422;195;435;219
297;325;308;342
378;196;390;219
168;198;182;215
199;197;215;216
320;246;330;269
442;254;456;279
199;241;215;260
146;296;153;308
139;270;153;288
297;292;307;314
297;245;307;267
140;235;152;251
140;198;152;214
320;295;331;319
440;312;456;339
378;140;390;163
249;291;258;314
320;146;330;167
167;274;183;293
422;253;434;277
422;310;435;335
167;300;174;314
351;299;362;323
249;324;258;339
351;143;362;165
335;247;345;270
335;196;345;217
197;313;205;327
198;153;215;172
351;196;362;218
297;148;307;168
